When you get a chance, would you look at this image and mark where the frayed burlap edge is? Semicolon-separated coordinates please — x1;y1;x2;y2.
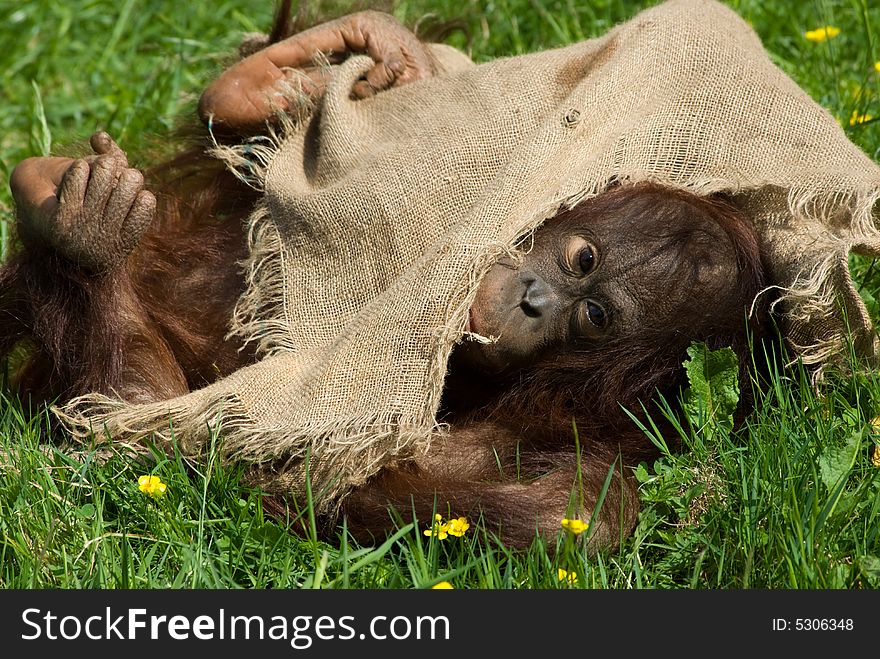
755;185;880;370
228;204;296;356
54;388;448;513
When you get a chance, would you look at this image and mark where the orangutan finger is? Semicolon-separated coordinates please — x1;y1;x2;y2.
118;189;156;256
81;156;121;221
89;131;129;167
56;159;91;216
363;61;398;93
103;168;144;230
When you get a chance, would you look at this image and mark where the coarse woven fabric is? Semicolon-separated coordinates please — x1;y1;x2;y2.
61;0;880;510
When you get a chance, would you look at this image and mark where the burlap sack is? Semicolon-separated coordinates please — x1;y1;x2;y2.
62;0;880;509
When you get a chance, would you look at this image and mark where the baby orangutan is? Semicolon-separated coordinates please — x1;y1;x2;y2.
1;6;766;550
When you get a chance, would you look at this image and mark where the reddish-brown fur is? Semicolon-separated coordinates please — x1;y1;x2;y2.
0;3;768;550
0;148;256;404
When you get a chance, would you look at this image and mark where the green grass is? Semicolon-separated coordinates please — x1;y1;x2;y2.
1;0;879;589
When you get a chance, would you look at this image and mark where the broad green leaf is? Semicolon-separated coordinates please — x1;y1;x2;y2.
634;463;651;483
681;343;740;441
818;431;861;491
859;555;880;586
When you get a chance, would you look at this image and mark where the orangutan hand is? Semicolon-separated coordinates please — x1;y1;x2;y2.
9;131;156;274
198;10;436;133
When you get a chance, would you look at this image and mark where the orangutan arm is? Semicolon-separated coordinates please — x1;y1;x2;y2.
199;10;437;133
5;132;189;403
341;422;640;551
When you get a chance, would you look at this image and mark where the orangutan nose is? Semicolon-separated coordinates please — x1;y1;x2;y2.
520;272;556;318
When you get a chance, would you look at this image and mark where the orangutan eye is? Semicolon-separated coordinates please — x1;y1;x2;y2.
578;245;596;274
585;300;606;328
573;299;608;337
564;236;599;276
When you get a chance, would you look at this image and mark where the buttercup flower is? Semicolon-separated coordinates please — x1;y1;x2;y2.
432;581;454;589
557;568;578;584
425;514;469;539
804;26;841;42
446;517;470;537
561;518;589;535
137;474;167;498
850;110;873;126
875;62;880;74
424;514;449;540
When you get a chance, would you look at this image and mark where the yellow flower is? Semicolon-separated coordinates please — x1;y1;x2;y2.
868;419;880;467
137;474;167;498
424;514;449;540
850;110;873;126
804;26;841;42
874;62;880;74
425;513;469;539
561;518;589;535
446;517;470;537
557;568;578;584
432;581;454;589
